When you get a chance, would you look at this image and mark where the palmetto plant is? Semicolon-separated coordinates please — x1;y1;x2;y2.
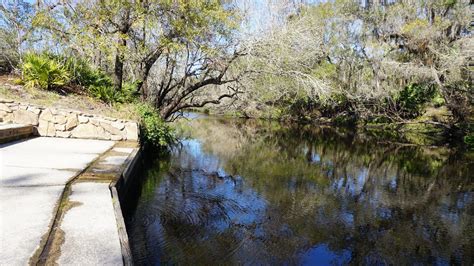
21;53;70;90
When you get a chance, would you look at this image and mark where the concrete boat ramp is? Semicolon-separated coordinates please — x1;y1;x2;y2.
0;130;139;265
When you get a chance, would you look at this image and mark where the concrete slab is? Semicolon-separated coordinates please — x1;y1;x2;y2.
3;151;101;170
0;186;64;265
0;137;116;264
102;155;129;166
1;137;115;170
1;166;77;187
0;137;115;154
58;182;123;266
113;147;134;153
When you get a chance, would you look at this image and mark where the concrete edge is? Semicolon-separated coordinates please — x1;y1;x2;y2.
0;124;33;144
109;145;142;266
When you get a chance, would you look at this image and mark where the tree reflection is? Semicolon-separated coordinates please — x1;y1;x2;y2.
126;117;474;265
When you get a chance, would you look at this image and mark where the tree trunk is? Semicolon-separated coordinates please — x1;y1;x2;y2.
113;38;126;91
136;48;164;96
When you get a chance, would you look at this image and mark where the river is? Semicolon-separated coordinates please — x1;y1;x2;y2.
123;115;473;265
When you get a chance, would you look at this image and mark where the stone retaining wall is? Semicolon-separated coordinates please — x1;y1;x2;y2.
0;99;139;141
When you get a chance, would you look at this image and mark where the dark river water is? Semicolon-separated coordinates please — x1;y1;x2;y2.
124;115;473;265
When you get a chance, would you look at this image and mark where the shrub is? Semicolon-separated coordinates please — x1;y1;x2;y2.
136;103;174;149
120;82;139;103
88;85;120;104
395;84;436;118
62;57;112;88
465;124;474;150
20;53;139;105
21;53;70;90
88;81;137;104
464;134;474;150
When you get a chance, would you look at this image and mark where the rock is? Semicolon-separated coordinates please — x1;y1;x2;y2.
37;120;56;136
0;103;11;112
54;115;67;124
56;131;71;138
2;102;139;141
78;116;89;123
110;135;123;141
71;124;98;139
47;123;56;137
65;114;79;130
55;124;66;131
90;118;108;126
36;121;46;135
71;124;110;140
0;99;14;103
96;126;111;140
27;106;41;115
7;104;18;111
104;117;117;122
100;122;123;136
39;109;54;122
3;113;13;123
125;123;139;140
37;120;51;135
89;119;99;126
13;110;39;126
111;122;125;130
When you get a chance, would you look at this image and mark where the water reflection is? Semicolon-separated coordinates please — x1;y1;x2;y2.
125;117;474;265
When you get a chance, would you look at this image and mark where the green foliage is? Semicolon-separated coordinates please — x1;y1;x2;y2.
21;53;70;90
395;84;437;118
465;134;474;150
62;57;111;88
332;114;356;126
20;53;138;104
87;85;119;103
88;81;137;104
61;56;138;104
136;103;174;149
311;61;337;80
431;92;446;107
465;136;474;149
401;19;429;36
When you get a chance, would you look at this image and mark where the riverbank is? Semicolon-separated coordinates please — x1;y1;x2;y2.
0;136;140;265
182;109;472;148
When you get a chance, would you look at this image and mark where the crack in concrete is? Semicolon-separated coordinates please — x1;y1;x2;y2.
24;140;139;265
29;144;116;266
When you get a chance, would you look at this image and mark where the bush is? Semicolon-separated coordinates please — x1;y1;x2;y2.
88;81;137;104
62;56;111;88
464;134;473;149
395;84;436;118
465;124;474;150
20;53;138;104
136;103;174;149
21;53;70;90
120;82;139;103
88;85;120;103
